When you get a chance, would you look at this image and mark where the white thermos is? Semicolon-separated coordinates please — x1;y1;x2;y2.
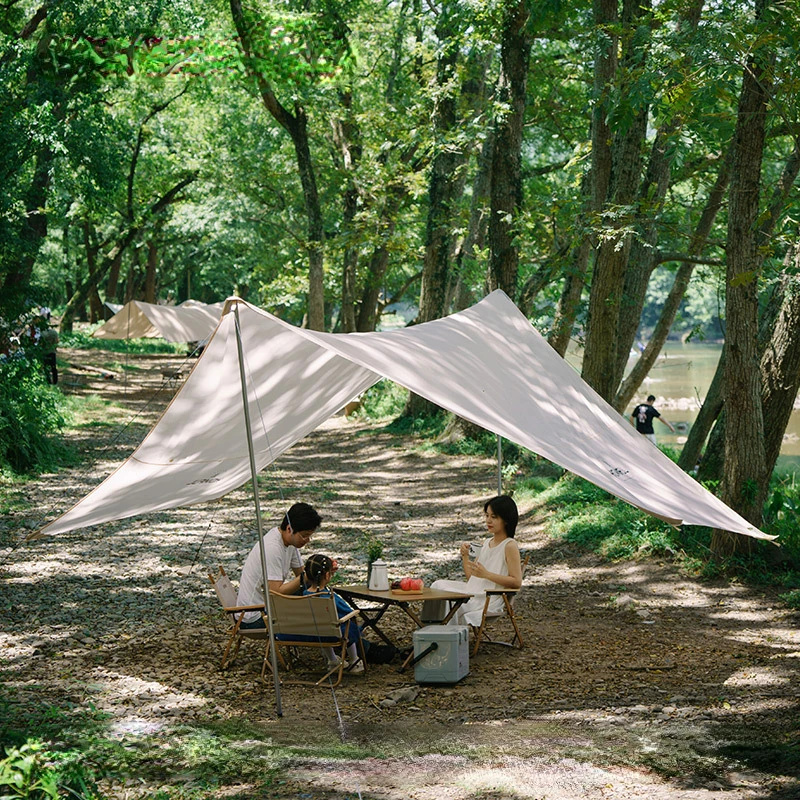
368;559;389;591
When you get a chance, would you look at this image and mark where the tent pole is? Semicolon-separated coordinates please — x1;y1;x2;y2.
497;434;502;495
233;303;283;716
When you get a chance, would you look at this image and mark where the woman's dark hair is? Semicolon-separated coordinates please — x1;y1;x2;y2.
281;502;322;533
484;494;518;538
304;553;333;586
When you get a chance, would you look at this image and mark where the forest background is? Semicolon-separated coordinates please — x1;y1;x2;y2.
4;0;800;561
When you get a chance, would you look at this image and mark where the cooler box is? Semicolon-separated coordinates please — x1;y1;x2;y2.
412;625;469;684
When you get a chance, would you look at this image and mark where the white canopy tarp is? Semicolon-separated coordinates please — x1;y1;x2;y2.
92;300;224;343
39;291;773;541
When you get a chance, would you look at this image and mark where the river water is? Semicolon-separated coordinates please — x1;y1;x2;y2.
567;342;800;462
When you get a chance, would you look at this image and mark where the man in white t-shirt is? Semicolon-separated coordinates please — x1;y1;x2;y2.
236;502;322;628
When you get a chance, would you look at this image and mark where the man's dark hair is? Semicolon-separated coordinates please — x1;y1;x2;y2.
647;395;656;402
281;502;322;533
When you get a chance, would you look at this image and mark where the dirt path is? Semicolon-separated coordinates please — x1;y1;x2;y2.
2;349;799;799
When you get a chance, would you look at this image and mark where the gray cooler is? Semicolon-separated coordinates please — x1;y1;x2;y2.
412;624;469;684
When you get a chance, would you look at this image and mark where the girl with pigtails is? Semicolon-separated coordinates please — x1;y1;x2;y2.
303;553;365;674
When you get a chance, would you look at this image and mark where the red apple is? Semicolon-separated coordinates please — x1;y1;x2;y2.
411;578;424;591
400;576;412;591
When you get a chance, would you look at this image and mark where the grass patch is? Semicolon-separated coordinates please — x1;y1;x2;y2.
60;332;184;355
780;589;800;609
0;688;388;799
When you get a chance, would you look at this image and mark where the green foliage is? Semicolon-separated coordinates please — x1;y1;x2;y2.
60;331;183;355
0;740;99;800
361;530;384;562
524;462;800;601
0;357;71;475
355;379;408;420
383;410;450;438
780;589;800;609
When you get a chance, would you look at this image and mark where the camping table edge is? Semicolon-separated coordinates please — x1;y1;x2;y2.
334;584;472;648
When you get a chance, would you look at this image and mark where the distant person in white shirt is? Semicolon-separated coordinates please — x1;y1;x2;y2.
631;395;675;445
236;502;322;629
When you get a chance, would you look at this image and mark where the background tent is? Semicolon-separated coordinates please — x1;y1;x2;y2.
38;291;774;541
92;300;224;343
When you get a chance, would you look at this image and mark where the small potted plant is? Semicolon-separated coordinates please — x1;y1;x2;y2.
363;533;384;585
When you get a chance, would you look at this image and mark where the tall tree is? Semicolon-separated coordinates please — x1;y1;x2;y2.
229;0;331;330
715;0;773;551
581;0;651;401
487;0;531;298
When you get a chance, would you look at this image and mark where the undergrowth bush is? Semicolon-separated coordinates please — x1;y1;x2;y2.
354;379;408;420
531;468;800;594
0;740;99;799
0;357;72;474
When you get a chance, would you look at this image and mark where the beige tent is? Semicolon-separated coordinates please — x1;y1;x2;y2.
39;291;773;541
92;300;224;343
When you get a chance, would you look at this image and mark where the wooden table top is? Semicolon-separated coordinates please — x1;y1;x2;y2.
335;584;473;602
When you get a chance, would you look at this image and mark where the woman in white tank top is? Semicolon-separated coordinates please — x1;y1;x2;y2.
426;495;523;627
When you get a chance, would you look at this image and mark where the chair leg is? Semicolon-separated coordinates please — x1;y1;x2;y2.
260;640;289;681
504;595;524;649
221;632;242;670
314;640;347;686
472;595;525;657
472;595;494;657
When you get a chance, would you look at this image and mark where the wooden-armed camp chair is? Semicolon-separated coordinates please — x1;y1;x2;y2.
470;552;531;657
208;566;270;671
270;592;366;687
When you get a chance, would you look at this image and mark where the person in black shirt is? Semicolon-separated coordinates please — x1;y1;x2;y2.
631;395;675;444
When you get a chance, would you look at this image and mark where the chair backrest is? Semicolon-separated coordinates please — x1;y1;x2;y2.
270;592;342;640
520;551;531;577
209;566;238;611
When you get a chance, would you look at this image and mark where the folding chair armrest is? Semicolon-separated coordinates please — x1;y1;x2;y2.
337;609;360;624
222;603;266;613
485;588;519;596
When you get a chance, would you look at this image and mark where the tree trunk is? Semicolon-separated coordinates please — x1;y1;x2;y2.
0;15;56;309
615;150;732;413
331;89;362;333
105;250;124;305
230;0;325;330
82;220;104;323
760;249;800;477
291;109;325;331
408;2;468;417
450;129;494;313
611;127;678;390
144;240;158;303
548;171;593;357
2;146;52;312
714;0;772;553
487;0;530;299
576;0;617;391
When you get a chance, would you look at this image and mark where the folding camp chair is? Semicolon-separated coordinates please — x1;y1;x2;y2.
270;592;366;687
208;566;271;671
470;552;531;657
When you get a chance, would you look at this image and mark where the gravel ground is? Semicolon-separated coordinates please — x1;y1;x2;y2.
1;348;799;799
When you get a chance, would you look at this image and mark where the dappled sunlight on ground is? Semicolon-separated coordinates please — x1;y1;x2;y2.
2;355;799;798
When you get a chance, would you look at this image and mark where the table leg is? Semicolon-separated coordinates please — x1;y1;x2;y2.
345;598;396;648
441;598;468;625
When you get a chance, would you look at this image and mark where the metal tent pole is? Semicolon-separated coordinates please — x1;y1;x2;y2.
497;434;502;495
233;302;283;716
